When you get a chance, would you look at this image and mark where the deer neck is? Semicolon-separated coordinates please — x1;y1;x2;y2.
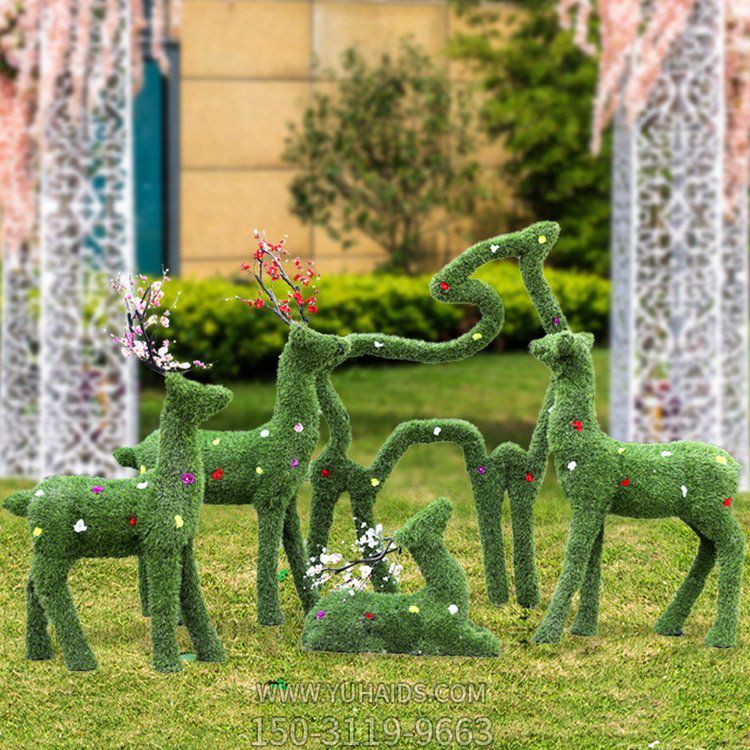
270;352;321;455
548;363;602;453
408;537;469;609
155;400;205;514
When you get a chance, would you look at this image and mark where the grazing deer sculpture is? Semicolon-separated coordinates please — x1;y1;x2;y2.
4;274;232;671
115;237;351;625
529;330;745;648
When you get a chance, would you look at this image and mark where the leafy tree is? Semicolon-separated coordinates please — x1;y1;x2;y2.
449;0;611;275
284;41;483;274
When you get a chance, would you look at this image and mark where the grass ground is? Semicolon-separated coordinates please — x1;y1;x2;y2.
0;350;748;749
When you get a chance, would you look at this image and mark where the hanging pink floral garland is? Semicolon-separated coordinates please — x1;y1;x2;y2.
0;0;181;256
558;0;750;204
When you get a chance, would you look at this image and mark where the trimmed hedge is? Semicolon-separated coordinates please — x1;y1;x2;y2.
167;264;609;381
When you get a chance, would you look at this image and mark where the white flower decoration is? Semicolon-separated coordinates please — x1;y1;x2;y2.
433;426;442;436
137;481;148;490
567;461;577;471
681;485;688;498
661;451;672;457
74;519;87;533
490;244;499;253
447;604;459;615
260;429;270;438
374;341;384;349
34;489;45;497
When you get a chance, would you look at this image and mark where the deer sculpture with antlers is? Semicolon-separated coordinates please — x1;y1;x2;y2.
3;273;232;672
114;235;350;625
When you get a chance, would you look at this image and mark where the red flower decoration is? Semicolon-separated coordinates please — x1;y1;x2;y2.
212;468;224;481
364;612;374;620
321;469;330;477
128;516;137;526
525;472;534;482
620;478;631;487
723;497;733;507
439;281;450;291
572;420;583;432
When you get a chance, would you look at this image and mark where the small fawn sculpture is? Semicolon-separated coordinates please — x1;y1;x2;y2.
529;330;745;647
4;373;233;671
302;498;500;657
116;317;350;625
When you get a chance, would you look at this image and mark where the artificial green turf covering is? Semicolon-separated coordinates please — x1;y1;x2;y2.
302;499;500;656
308;221;570;609
3;374;232;672
529;330;745;648
114;324;351;624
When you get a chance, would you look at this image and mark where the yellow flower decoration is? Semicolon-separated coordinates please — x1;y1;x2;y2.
139;465;147;475
212;438;221;446
256;466;264;475
472;333;483;341
32;527;43;538
716;455;728;465
175;515;184;529
538;235;547;244
370;477;380;487
408;605;420;614
617;447;626;455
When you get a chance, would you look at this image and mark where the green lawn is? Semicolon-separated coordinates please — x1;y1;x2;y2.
1;351;748;749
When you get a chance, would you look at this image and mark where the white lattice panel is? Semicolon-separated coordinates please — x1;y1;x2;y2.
611;0;750;487
37;0;137;477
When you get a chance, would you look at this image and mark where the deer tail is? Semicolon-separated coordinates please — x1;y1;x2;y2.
3;490;33;517
113;446;138;468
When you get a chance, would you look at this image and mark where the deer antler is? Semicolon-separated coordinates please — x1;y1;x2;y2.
234;230;320;325
110;270;209;376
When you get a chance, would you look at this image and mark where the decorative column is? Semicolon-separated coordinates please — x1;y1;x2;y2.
37;0;137;477
609;0;750;486
0;243;41;477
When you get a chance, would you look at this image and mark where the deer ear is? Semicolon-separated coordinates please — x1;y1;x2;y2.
557;333;575;358
579;332;595;351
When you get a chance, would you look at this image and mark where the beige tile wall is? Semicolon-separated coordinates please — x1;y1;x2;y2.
180;0;510;277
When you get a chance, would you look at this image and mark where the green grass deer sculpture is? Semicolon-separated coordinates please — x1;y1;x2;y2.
115;241;351;625
529;330;745;648
4;373;233;672
302;498;500;657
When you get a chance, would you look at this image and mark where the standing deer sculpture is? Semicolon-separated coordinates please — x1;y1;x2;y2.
114;237;351;625
307;221;569;608
3;275;232;672
529;330;745;648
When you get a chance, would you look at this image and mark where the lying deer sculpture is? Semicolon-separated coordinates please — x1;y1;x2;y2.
302;498;501;657
115;240;350;625
4;271;233;672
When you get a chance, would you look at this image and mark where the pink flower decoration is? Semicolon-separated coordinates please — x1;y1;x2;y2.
293;422;304;433
477;466;486;476
291;458;299;468
181;473;195;485
316;610;326;620
91;486;104;494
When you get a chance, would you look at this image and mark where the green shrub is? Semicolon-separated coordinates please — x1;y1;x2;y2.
166;267;609;381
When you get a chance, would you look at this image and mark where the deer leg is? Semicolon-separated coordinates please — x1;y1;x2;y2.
307;480;341;560
654;533;715;637
256;504;286;625
350;494;398;593
145;550;183;672
474;481;509;606
704;516;744;648
32;556;97;671
25;574;53;661
570;525;604;636
138;555;150;617
179;544;225;662
508;485;539;608
533;510;605;644
283;498;317;612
